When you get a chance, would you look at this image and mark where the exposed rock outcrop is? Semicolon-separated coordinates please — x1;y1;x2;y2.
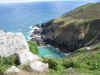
0;30;29;57
29;25;44;45
0;30;48;73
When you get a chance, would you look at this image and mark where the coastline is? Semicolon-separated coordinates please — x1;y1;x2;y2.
38;45;69;57
28;25;69;57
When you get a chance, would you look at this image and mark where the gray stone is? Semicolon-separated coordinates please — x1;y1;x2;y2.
29;61;48;72
17;50;41;65
5;66;20;73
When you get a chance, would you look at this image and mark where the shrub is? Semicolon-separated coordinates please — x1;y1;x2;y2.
28;41;38;54
42;57;64;71
63;59;74;68
56;64;64;72
45;58;58;70
0;55;18;72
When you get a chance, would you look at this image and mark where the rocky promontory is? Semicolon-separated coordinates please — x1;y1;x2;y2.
30;3;100;53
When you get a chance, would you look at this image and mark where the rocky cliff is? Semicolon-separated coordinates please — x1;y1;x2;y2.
0;30;48;74
41;3;100;52
0;30;29;57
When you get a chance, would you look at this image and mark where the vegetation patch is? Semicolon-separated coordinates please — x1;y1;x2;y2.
28;41;39;54
42;43;100;75
0;55;19;72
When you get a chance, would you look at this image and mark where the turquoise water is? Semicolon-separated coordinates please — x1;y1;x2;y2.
38;45;66;58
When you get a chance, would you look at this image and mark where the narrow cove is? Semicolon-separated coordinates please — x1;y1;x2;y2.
38;45;69;58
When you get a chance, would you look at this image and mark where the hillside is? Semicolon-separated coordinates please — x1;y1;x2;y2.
41;3;100;52
43;42;100;75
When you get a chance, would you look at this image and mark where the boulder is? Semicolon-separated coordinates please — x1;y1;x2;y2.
5;66;20;73
17;50;41;65
29;61;48;72
4;66;29;75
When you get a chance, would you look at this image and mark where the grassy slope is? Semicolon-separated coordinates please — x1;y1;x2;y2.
56;3;100;22
43;43;100;75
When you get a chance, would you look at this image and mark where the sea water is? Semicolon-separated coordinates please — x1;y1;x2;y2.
0;1;85;38
38;45;65;58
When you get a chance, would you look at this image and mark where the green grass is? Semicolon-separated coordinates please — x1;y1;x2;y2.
63;3;100;19
0;55;18;72
1;42;100;75
28;41;39;54
42;42;100;75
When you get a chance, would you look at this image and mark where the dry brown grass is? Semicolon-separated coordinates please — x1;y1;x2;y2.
5;70;48;75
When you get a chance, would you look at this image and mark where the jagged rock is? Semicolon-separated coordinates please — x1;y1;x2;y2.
29;61;48;72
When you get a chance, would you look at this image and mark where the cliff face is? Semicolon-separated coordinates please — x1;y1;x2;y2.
41;3;100;52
